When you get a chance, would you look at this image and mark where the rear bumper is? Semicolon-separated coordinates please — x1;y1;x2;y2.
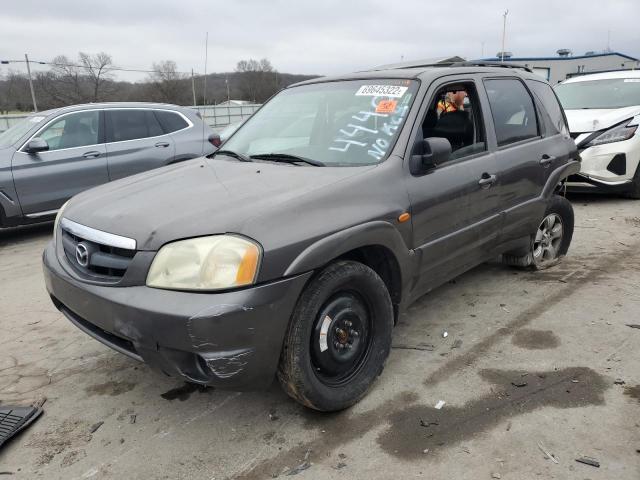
43;241;312;390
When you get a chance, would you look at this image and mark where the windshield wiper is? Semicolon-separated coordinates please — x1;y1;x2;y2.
249;153;325;167
213;149;252;162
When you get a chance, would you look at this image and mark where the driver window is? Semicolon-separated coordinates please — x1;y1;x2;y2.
421;82;486;161
38;111;99;151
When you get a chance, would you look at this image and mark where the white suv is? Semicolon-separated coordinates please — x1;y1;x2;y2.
556;70;640;197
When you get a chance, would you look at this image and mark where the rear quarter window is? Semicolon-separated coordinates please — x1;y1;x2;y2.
527;80;568;136
154;110;189;133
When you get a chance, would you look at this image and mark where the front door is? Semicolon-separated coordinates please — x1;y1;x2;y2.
405;77;502;299
11;110;108;215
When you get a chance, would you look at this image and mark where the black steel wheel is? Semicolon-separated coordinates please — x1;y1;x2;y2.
278;260;393;411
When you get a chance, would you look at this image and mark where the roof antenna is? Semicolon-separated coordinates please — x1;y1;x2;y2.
201;31;209;155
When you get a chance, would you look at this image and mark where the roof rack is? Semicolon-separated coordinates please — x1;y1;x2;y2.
450;61;533;72
374;60;533;73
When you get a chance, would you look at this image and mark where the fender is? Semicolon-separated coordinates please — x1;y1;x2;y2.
283;220;416;303
542;160;581;198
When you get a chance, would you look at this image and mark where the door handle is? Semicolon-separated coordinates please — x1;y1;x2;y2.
540;154;556;167
478;173;497;188
155;142;170;148
83;151;101;158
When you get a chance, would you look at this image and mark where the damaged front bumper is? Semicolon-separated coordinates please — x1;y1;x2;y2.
43;241;311;390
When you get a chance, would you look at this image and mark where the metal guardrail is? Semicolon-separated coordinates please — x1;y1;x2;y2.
0;104;262;133
0;114;31;133
193;104;261;128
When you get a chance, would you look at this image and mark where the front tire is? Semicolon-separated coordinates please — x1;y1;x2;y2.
278;260;393;411
502;194;574;270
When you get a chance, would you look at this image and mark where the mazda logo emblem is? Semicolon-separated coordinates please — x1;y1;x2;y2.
75;243;89;268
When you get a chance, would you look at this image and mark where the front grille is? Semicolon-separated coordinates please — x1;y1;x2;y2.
61;228;136;281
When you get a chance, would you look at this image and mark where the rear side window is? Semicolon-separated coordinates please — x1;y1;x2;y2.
527;80;568;136
153;110;189;133
106;110;164;142
484;79;539;146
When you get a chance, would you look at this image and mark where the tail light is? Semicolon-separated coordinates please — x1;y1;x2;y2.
208;134;222;148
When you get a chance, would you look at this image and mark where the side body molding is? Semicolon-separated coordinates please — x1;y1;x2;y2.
283;221;415;304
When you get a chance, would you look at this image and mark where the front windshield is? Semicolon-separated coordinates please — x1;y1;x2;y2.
555;78;640;109
0;115;46;148
222;79;419;166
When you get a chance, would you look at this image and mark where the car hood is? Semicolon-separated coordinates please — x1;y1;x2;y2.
64;157;372;250
564;105;640;133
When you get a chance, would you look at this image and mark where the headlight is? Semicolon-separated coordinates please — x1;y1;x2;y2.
585;118;638;147
54;201;69;244
146;235;261;291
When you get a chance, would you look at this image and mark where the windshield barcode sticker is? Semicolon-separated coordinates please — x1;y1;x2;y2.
356;85;408;97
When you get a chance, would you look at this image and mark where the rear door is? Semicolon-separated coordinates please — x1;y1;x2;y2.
405;75;501;298
105;109;176;180
11;110;108;215
481;77;549;241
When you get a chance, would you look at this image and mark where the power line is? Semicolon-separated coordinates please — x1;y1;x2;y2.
0;58;203;76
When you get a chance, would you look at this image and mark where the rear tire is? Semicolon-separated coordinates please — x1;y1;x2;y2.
502;194;574;270
277;260;393;411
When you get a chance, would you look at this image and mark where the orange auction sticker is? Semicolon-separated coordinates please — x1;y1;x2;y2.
376;99;397;114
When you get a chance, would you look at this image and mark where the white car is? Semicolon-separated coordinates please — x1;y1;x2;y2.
555;70;640;197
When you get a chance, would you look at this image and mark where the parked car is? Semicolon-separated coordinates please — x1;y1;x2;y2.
43;62;580;411
0;103;219;227
555;70;640;197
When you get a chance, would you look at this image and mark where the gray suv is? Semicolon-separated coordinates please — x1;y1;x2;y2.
43;62;580;411
0;103;217;227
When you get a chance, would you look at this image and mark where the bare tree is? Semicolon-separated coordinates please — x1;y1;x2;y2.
0;71;27;113
49;54;85;104
147;60;188;104
235;58;277;102
79;52;114;102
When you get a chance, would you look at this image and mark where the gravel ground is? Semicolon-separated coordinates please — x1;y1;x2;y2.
0;193;639;479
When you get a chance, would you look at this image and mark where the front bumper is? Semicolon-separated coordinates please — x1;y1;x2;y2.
566;173;633;194
567;133;640;192
43;241;312;390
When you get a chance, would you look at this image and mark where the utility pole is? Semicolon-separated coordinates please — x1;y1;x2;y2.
203;32;208;107
500;10;509;62
24;53;38;112
225;75;230;103
191;68;196;106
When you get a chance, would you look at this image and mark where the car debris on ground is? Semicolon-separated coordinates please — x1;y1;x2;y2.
575;456;600;467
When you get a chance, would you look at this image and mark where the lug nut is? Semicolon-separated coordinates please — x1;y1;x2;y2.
344;320;353;328
350;330;359;337
334;341;340;348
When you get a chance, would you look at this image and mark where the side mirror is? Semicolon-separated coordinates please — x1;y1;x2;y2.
409;137;452;175
207;133;222;148
25;137;49;154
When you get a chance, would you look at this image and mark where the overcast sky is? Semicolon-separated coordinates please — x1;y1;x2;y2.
2;0;639;81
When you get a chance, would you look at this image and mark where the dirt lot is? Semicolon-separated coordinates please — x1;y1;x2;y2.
1;194;639;479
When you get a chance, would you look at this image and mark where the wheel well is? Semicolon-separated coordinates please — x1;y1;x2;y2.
337;245;402;323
